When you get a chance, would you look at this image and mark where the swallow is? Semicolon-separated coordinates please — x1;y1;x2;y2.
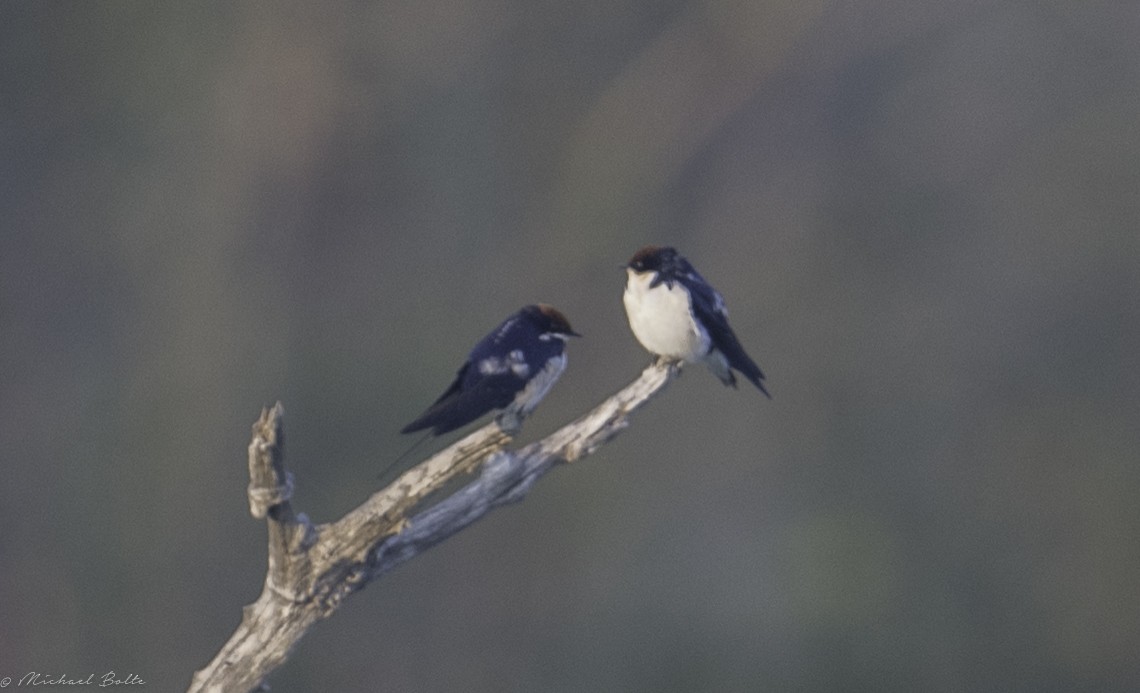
623;245;769;396
401;304;580;436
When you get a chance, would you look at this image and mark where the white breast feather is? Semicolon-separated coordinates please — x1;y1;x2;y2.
623;270;710;361
511;353;566;416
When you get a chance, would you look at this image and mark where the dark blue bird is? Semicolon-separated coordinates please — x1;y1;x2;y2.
401;304;580;436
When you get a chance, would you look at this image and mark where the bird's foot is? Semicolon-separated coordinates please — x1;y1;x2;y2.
495;410;524;436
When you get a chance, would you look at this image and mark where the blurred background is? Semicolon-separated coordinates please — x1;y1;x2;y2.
2;1;1138;691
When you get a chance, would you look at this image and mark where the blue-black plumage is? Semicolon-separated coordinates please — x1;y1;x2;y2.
401;304;580;435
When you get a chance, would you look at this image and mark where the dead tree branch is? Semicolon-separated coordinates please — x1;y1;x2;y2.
188;361;678;693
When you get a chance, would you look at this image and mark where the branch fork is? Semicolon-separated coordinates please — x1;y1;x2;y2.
188;361;678;693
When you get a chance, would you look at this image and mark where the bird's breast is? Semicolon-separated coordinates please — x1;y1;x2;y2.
623;271;710;360
510;353;567;416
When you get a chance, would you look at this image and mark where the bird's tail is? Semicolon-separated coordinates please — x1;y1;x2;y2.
375;430;433;484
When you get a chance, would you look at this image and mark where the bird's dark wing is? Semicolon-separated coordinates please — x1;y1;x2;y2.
678;268;769;397
400;362;525;435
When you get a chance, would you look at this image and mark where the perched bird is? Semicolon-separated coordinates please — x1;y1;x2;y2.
623;245;769;396
401;304;580;436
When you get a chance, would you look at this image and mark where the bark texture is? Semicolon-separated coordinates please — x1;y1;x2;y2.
188;361;677;693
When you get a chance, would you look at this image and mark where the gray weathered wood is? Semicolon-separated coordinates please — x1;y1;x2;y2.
187;361;677;693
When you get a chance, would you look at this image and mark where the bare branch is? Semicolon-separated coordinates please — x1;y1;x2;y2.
188;361;677;693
